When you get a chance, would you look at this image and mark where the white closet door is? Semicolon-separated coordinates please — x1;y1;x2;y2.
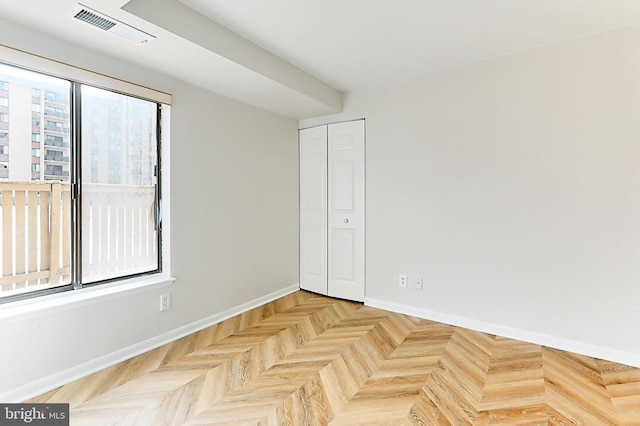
299;125;328;295
328;120;365;302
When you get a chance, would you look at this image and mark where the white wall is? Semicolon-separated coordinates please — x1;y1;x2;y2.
0;18;299;399
302;24;640;366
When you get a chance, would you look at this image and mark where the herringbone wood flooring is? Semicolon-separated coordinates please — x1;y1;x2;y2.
29;291;640;425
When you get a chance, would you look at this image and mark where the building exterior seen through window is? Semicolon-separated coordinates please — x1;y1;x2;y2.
80;86;159;284
0;63;161;301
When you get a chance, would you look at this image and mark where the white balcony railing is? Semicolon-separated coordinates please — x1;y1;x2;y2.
0;182;157;297
81;183;157;283
0;181;71;296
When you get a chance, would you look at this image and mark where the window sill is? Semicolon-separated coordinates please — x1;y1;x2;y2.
0;274;175;324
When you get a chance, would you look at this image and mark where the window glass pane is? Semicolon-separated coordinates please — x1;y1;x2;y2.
0;63;72;298
81;85;159;283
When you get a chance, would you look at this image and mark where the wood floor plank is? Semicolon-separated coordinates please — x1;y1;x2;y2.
186;308;415;425
543;347;619;425
410;328;495;425
69;296;360;425
475;337;546;425
597;359;640;425
26;291;640;425
331;321;455;425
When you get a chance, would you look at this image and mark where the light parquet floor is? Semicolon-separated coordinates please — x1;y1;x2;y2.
29;291;640;425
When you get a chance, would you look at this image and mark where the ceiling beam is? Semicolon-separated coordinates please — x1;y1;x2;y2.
123;0;343;117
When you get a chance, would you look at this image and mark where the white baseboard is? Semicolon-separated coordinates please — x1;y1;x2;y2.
365;297;640;369
4;284;300;403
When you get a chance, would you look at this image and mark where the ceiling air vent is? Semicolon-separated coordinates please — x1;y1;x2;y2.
71;4;155;46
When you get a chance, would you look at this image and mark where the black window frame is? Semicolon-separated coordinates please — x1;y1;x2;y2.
0;63;164;304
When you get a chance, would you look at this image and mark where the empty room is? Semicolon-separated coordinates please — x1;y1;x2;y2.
1;0;640;424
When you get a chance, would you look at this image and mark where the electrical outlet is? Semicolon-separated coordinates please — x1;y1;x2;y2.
414;278;423;290
399;274;407;288
160;293;171;311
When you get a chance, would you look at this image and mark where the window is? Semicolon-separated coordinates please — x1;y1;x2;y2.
0;145;7;154
81;86;160;282
0;81;8;90
0;62;165;302
45;90;69;105
32;88;40;98
45;120;63;131
46;135;63;144
0;113;7;122
32;118;40;127
44;164;65;176
45;105;64;117
0;97;7;106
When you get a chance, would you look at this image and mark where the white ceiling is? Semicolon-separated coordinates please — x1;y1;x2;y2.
1;0;640;118
182;0;640;91
181;0;640;91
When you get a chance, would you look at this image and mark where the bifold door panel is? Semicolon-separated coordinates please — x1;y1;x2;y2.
299;125;328;295
299;120;365;302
